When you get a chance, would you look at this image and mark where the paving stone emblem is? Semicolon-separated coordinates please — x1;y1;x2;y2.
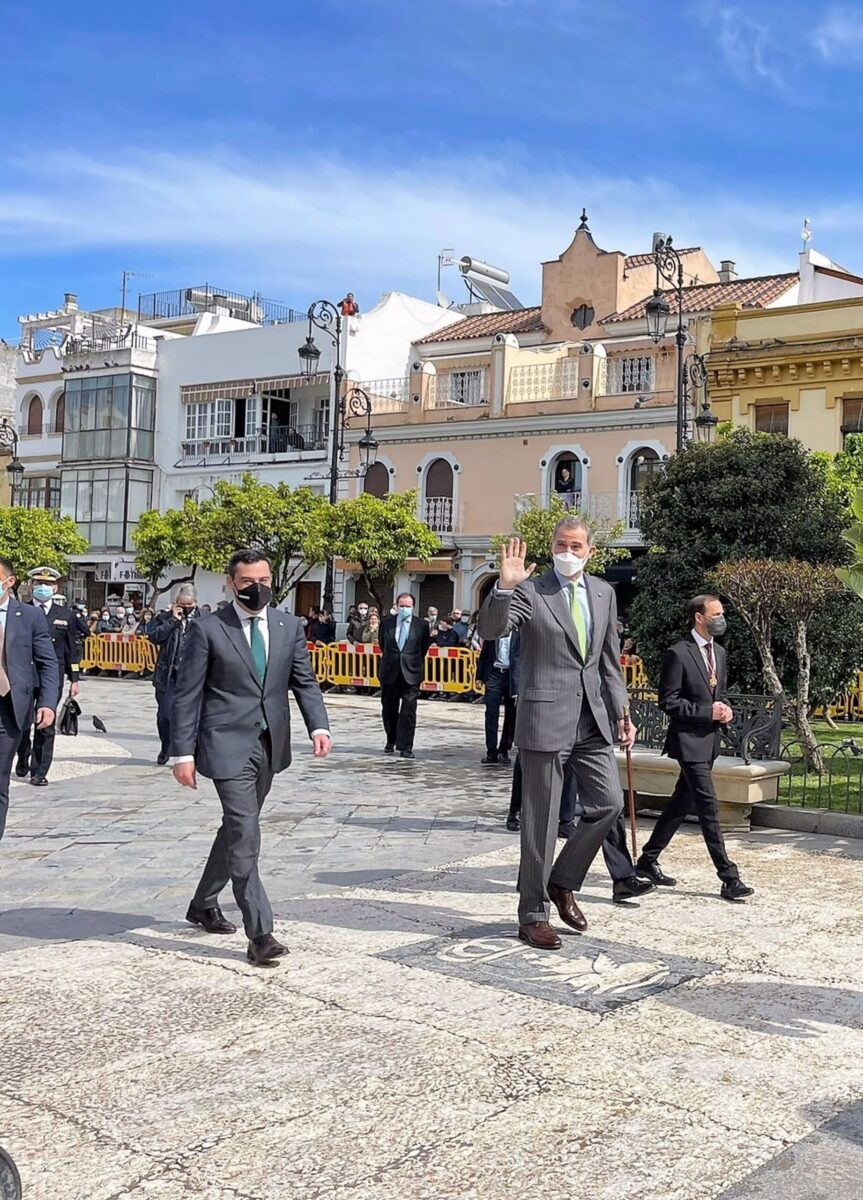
380;924;718;1012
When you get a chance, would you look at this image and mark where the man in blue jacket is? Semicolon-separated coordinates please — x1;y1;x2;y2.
0;557;60;840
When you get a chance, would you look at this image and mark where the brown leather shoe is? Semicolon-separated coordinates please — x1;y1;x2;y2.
186;904;237;935
517;921;562;950
547;883;588;932
247;933;288;967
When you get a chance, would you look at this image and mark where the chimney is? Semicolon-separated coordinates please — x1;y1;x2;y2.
63;292;79;312
718;260;737;284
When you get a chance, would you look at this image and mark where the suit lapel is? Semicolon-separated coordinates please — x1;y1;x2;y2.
687;635;712;689
537;572;581;658
4;599;21;659
263;609;290;693
585;575;601;662
219;606;262;690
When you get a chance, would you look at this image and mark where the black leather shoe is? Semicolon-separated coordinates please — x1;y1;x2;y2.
635;859;677;887
558;821;577;840
505;814;520;832
613;875;656;903
498;753;512;765
157;750;170;766
384;743;395;754
186;904;237;935
481;754;499;765
247;933;288;967
15;760;30;778
399;750;416;759
721;879;755;902
30;775;48;787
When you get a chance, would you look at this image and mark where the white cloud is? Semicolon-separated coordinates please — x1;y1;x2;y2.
0;147;835;308
709;5;786;87
813;5;863;62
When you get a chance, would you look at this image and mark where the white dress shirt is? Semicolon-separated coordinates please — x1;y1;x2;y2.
173;601;329;764
691;627;716;675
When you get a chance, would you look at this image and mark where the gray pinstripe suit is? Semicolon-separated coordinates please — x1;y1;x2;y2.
478;570;627;924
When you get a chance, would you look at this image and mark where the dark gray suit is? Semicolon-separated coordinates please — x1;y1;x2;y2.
479;571;627;924
171;604;330;938
0;599;60;840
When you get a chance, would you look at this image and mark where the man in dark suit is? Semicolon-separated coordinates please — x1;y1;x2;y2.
16;566;80;787
0;557;59;841
148;583;200;766
479;523;636;949
477;634;515;765
636;594;754;902
379;592;430;759
171;549;331;966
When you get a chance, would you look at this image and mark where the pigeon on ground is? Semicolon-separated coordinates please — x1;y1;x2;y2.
92;715;107;733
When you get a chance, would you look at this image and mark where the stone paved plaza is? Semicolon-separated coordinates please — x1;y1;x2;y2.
1;678;862;1199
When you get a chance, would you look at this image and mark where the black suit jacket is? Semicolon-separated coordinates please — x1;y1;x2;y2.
658;634;729;763
476;637;514;684
2;600;60;730
379;614;431;686
170;606;330;778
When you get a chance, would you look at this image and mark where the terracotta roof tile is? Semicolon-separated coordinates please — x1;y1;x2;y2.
604;273;798;324
624;247;701;269
415;306;544;344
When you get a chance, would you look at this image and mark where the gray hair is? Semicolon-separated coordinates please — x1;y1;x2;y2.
551;515;594;546
176;584;198;602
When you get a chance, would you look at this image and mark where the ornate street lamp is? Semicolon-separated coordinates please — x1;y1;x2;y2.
694;400;719;444
298;303;377;611
644;289;671;344
646;237;689;452
0;419;25;503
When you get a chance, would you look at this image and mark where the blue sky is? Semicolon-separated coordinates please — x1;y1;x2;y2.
2;0;863;335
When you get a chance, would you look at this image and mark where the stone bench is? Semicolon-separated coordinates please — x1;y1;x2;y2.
613;747;792;832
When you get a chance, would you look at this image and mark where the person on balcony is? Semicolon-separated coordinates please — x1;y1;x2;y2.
554;465;577;511
339;293;360;316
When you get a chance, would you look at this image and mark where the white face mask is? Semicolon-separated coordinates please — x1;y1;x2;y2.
553;551;588;578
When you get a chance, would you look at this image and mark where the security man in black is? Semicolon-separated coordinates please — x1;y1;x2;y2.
16;566;80;786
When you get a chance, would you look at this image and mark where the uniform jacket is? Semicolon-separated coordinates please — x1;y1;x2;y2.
658;634;729;763
170;604;330;779
379;614;431;686
2;600;60;729
29;601;80;685
478;570;626;752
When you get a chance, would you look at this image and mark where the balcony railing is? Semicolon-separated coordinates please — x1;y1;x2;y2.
424;496;456;534
64;331;156;357
358;377;411;412
506;358;581;404
516;490;645;532
180;424;328;463
427;370;488;409
139;286;304;327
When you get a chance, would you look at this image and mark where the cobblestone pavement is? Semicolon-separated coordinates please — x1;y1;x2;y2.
1;678;862;1199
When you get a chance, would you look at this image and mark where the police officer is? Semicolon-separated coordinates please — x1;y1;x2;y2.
16;567;80;786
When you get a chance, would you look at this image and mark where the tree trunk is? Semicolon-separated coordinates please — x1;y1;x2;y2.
359;561;384;612
792;619;826;773
749;625;783;695
150;564;197;605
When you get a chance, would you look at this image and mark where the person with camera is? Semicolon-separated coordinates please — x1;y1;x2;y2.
147;583;202;766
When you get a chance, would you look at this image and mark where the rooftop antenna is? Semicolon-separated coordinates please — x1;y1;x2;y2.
801;217;812;252
120;269;152;318
437;248;457;293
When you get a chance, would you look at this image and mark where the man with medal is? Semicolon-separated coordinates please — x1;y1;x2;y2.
634;594;755;902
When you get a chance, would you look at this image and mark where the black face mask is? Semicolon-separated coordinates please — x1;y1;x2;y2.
235;582;272;612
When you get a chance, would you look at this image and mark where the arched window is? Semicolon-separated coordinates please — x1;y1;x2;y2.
423;458;454;533
551;452;583;510
363;461;389;498
629;447;660;493
27;395;43;436
54;392;65;434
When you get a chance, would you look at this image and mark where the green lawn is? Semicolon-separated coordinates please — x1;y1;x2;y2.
775;718;863;813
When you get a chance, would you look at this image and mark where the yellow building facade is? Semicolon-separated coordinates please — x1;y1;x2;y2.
708;296;863;452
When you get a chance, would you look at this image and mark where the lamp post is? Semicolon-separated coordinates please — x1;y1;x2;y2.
0;419;25;503
299;304;378;611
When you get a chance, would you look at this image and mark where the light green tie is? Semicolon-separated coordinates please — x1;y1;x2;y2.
569;582;587;658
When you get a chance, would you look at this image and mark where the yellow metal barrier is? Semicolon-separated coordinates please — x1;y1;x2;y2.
325;641;381;688
81;633;158;674
421;646;476;694
307;641;336;684
621;655;648;689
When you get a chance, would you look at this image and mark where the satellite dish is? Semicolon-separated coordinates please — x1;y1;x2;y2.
436;291;454;309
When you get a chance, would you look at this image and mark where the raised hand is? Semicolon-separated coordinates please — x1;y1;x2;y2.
498;537;537;591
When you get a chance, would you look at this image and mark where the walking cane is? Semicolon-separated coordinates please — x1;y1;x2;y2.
623;710;638;860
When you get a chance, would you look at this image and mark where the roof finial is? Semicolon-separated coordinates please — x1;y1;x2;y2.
578;208;590;232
